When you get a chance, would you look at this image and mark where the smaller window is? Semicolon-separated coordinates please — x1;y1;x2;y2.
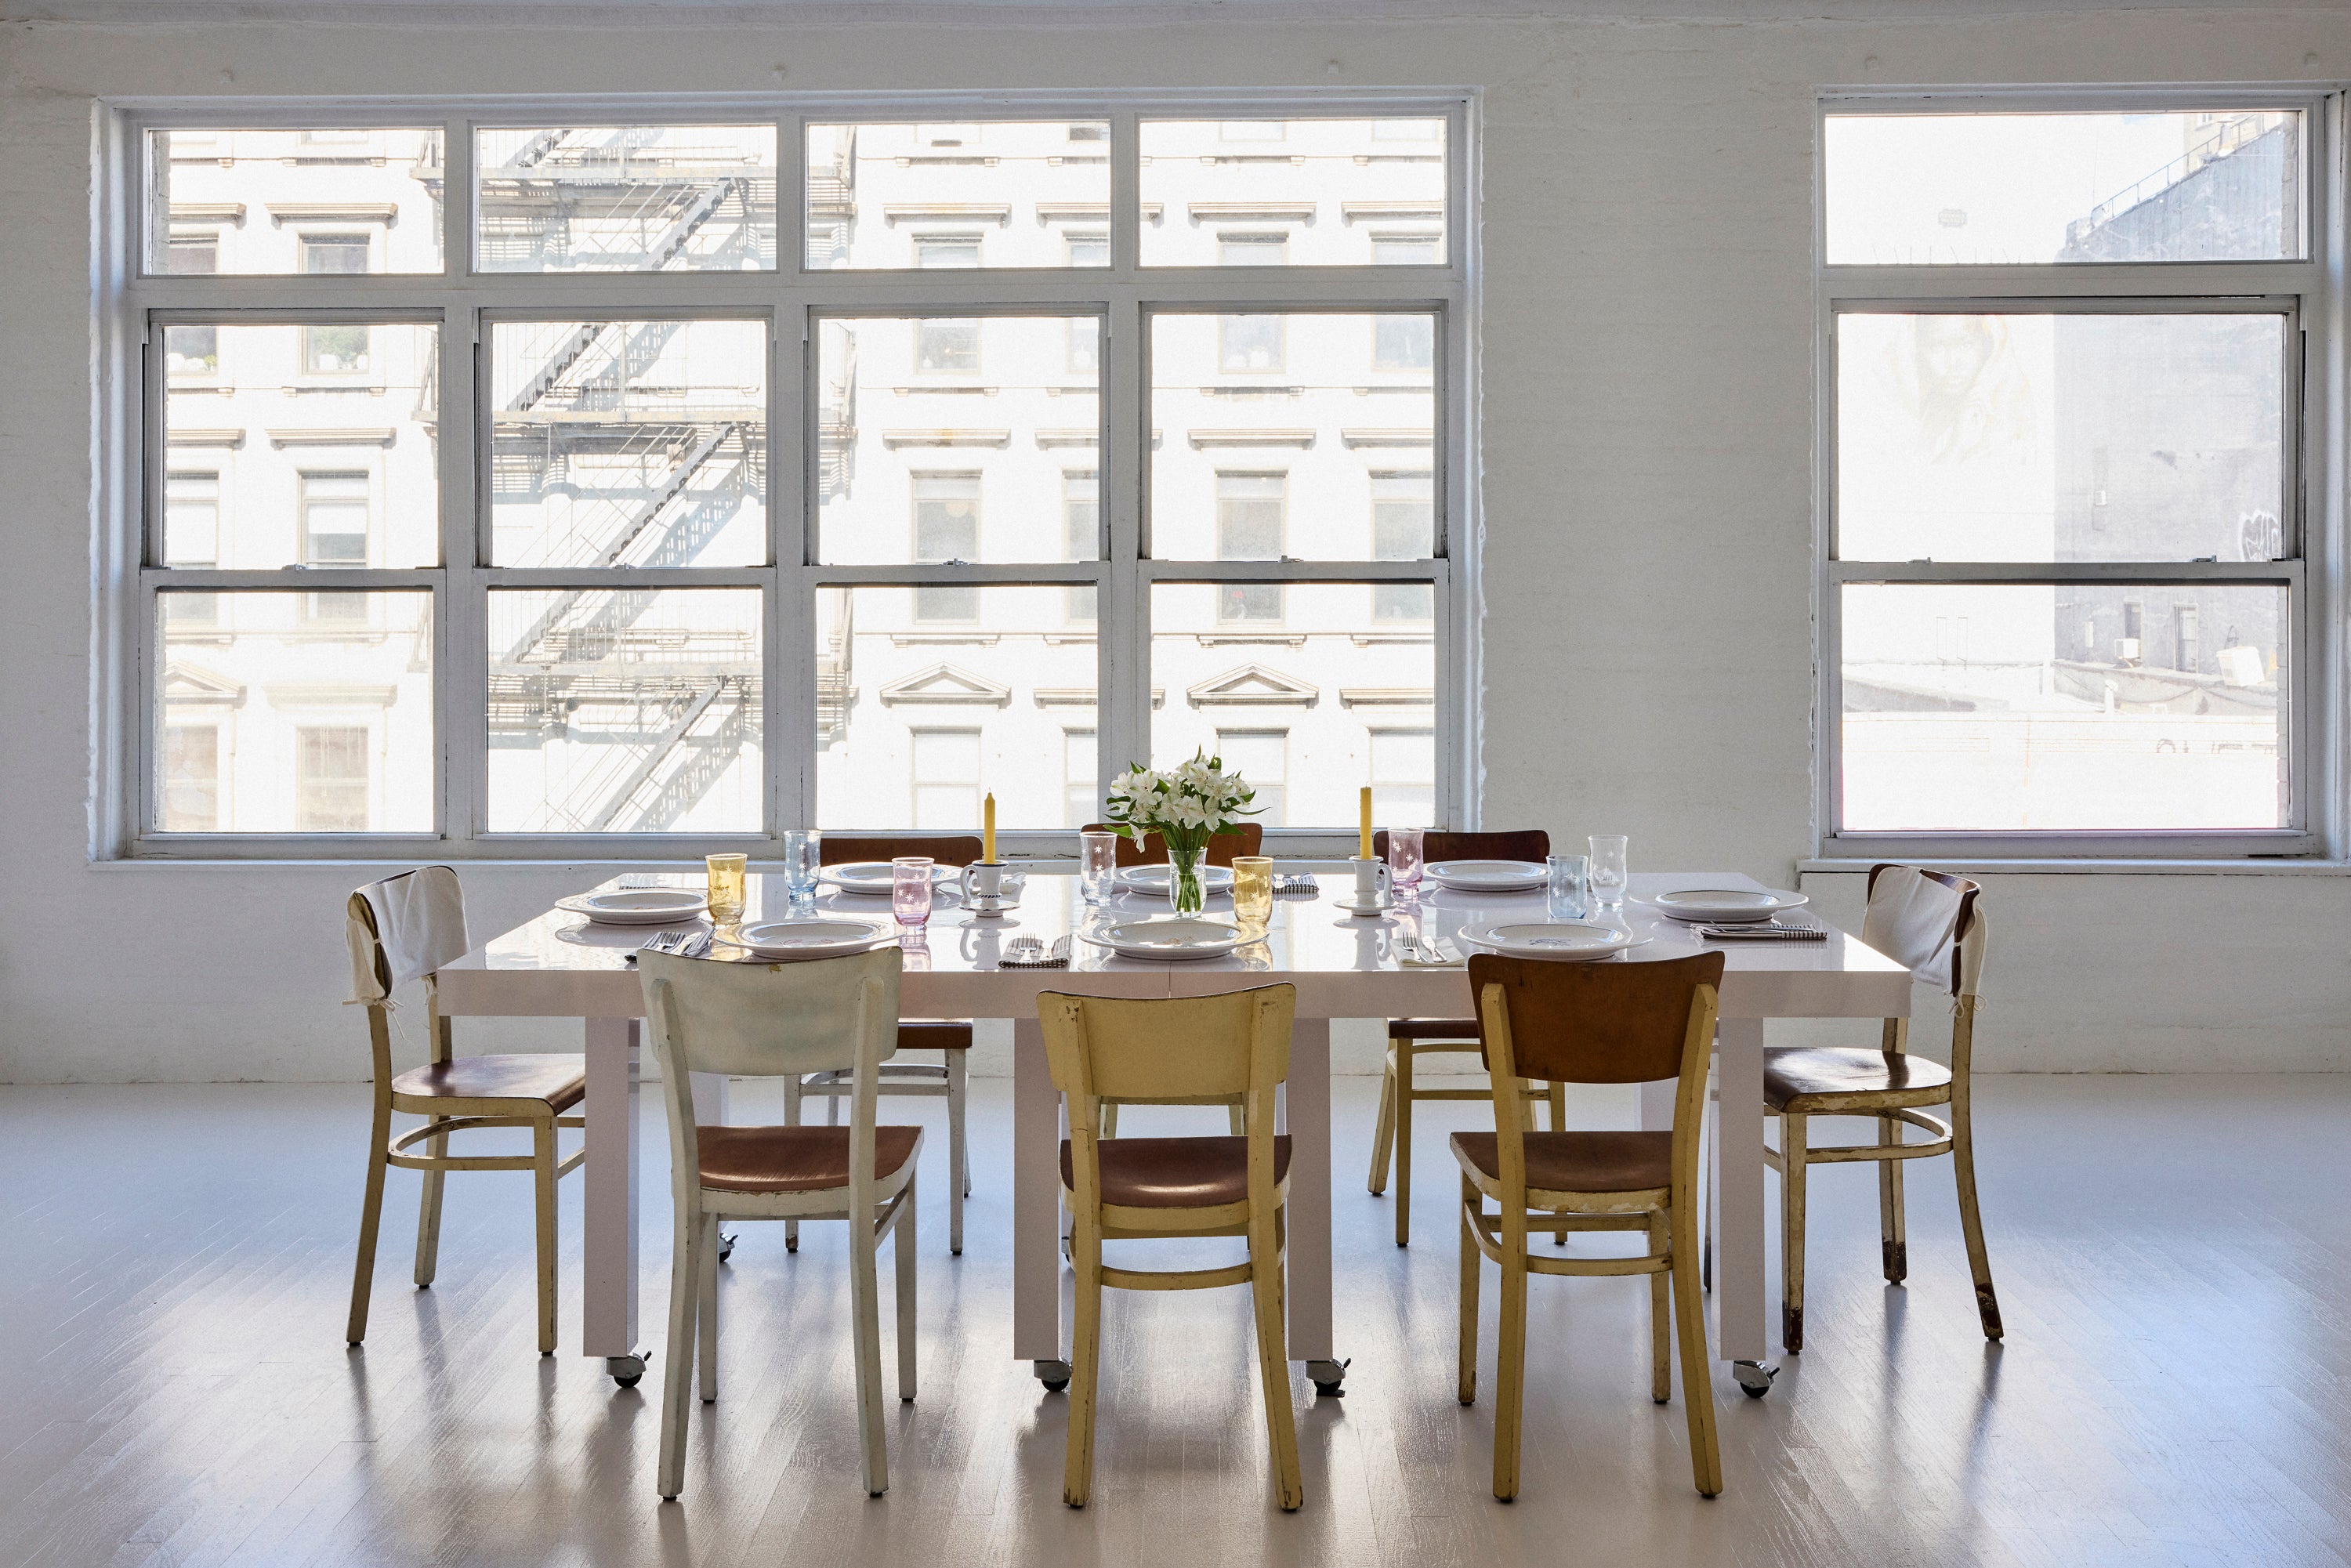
1371;470;1436;623
302;323;371;375
1064;470;1099;624
1217;472;1285;624
1218;232;1288;267
1215;729;1288;824
300;234;371;275
1369;233;1440;266
912;473;980;623
1219;315;1284;374
1369;727;1435;824
911;728;982;827
1064;231;1109;270
1374;314;1433;371
165;324;219;379
2172;603;2200;672
300;471;371;625
915;317;981;375
295;725;371;831
915;233;983;270
1065;315;1100;375
167;233;219;275
161;724;221;831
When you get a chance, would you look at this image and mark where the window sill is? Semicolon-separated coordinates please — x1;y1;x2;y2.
1800;856;2351;877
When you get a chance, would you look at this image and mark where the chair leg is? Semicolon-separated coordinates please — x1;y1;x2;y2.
784;1073;802;1253
1063;1211;1104;1507
346;1099;393;1345
1457;1174;1480;1405
1367;1048;1397;1194
1952;1099;2006;1340
534;1116;559;1356
1878;1113;1907;1284
850;1186;889;1497
1780;1111;1807;1353
1248;1204;1304;1512
1538;1089;1564;1246
1492;1244;1527;1501
947;1052;968;1258
697;1212;719;1402
413;1114;450;1287
1647;1212;1671;1404
657;1202;701;1500
1669;1195;1724;1497
896;1182;919;1400
1545;1081;1567;1131
1393;1045;1415;1248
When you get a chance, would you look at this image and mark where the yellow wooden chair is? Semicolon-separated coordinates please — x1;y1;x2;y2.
1452;950;1724;1501
1037;983;1302;1512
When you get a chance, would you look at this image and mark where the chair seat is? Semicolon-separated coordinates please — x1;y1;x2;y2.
1450;1130;1671;1195
1389;1018;1481;1042
1060;1135;1291;1208
697;1124;922;1194
897;1020;973;1051
393;1053;585;1111
1764;1046;1953;1111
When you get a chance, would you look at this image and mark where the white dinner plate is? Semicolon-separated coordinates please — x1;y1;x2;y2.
556;889;709;926
1641;888;1809;924
1460;921;1649;961
719;918;893;959
1115;864;1237;896
1077;916;1248;962
1425;859;1549;893
817;862;958;896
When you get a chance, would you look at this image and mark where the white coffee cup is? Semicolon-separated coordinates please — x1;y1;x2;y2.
1349;856;1393;905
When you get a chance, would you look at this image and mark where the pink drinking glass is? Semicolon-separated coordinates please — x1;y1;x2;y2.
892;857;936;929
1386;827;1425;892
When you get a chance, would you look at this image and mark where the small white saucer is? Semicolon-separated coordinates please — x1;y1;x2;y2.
1332;893;1399;918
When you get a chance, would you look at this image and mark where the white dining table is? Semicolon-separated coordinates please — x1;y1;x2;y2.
435;868;1910;1397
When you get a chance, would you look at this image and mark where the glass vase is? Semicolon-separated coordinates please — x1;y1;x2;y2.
1166;845;1208;914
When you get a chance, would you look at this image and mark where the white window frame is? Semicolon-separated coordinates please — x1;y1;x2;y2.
99;92;1478;860
1814;87;2343;864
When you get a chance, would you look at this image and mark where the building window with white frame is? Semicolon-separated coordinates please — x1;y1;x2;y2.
1368;726;1435;824
294;724;371;831
1821;97;2321;855
911;472;980;622
1215;729;1288;824
1064;470;1099;624
911;728;982;827
1215;472;1285;624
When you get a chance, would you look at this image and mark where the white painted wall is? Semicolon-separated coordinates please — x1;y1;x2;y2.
2;4;2347;1082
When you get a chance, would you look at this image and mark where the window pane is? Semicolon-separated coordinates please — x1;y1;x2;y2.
1840;582;2287;831
817;317;1101;565
159;322;437;570
488;320;766;569
1064;727;1099;827
476;126;777;273
1140;118;1448;266
1151;313;1436;561
143;128;444;275
1838;313;2286;563
1152;581;1435;827
1825;110;2304;265
805;121;1110;270
1369;727;1436;826
154;589;434;833
815;585;1096;831
487;587;763;833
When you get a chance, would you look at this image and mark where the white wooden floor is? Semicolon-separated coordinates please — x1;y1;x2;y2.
6;1072;2351;1566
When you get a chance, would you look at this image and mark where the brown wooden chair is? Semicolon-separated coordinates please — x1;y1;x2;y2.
1039;983;1302;1512
787;834;982;1253
1451;950;1723;1501
1366;829;1564;1246
1767;864;2002;1352
344;867;585;1354
1082;822;1263;867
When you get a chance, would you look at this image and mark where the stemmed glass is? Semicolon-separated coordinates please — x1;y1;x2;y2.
1588;835;1628;914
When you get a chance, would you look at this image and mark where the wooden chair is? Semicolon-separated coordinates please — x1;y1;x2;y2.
1366;828;1565;1246
1767;864;2002;1352
1081;821;1263;867
344;866;585;1354
639;945;921;1500
1038;983;1303;1512
1452;950;1724;1501
786;833;979;1254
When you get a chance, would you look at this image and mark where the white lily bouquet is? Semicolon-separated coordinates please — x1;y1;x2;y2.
1103;750;1259;914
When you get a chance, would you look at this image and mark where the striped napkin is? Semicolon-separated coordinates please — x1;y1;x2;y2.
1273;875;1320;898
1697;922;1826;942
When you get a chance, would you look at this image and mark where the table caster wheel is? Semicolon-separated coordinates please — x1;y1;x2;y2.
607;1353;647;1389
718;1232;737;1263
1733;1360;1777;1399
1308;1358;1349;1397
1034;1359;1070;1394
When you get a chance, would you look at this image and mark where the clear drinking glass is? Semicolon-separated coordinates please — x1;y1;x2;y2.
1546;854;1589;922
705;853;748;923
1386;827;1425;893
1079;830;1120;904
782;829;821;904
1232;855;1274;935
1588;835;1628;912
892;856;936;929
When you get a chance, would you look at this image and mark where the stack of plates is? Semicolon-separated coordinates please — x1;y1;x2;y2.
556;889;708;926
1459;921;1647;961
1424;860;1548;893
719;918;893;958
1639;888;1808;924
1076;917;1247;962
817;862;958;897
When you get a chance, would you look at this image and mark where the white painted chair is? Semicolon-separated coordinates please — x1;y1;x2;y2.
639;945;921;1501
345;865;585;1355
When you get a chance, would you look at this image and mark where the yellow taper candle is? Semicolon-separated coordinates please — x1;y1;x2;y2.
1358;787;1373;860
984;792;997;862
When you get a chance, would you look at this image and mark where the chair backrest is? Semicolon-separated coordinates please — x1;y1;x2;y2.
1466;951;1726;1085
1036;984;1294;1105
820;834;984;868
346;864;469;1005
1083;822;1264;867
1863;864;1986;998
1375;828;1549;864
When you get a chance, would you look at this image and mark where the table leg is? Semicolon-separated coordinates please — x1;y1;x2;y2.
1713;1018;1770;1374
583;1016;643;1385
1013;1017;1066;1383
1284;1019;1341;1393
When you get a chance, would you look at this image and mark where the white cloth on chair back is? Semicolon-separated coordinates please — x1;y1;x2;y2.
346;865;470;1005
1861;865;1983;998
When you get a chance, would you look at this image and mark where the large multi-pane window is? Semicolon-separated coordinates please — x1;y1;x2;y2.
1821;97;2325;856
121;103;1465;851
